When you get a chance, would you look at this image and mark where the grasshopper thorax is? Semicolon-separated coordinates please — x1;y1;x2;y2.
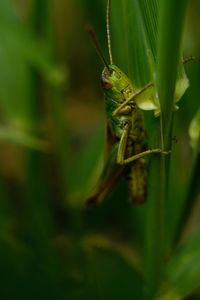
101;65;133;102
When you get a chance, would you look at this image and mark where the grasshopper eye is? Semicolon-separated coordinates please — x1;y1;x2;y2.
101;76;113;89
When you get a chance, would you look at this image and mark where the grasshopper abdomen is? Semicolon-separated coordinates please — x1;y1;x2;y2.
127;159;147;203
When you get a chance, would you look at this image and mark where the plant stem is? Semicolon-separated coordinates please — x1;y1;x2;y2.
145;0;189;297
35;0;69;199
157;0;188;148
145;117;165;299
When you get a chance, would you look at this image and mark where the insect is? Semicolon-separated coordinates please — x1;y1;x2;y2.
87;0;169;205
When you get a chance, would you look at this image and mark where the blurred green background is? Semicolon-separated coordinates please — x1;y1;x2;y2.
0;0;200;299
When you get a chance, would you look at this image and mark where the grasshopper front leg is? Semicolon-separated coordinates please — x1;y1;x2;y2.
117;122;170;165
113;81;154;117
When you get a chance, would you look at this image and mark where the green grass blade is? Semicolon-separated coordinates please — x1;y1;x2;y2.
0;4;56;129
137;0;158;62
174;118;200;243
68;122;106;206
111;0;154;86
145;0;190;297
145;119;165;298
0;127;48;150
156;0;189;147
111;1;166;297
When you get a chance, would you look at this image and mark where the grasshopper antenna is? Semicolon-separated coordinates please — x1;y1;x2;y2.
86;25;111;71
107;0;113;64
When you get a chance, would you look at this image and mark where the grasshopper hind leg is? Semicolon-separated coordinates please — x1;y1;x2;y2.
117;122;170;166
117;122;170;203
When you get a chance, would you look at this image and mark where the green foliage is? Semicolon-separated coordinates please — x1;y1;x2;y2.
0;0;200;299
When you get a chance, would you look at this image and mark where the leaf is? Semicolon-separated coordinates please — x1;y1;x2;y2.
156;0;189;137
0;0;63;129
189;108;200;148
68;122;106;206
0;126;48;150
158;229;200;299
111;0;189;117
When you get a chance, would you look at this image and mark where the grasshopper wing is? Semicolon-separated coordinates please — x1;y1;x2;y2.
86;143;125;206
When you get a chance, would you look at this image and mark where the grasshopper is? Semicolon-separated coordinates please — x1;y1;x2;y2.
87;0;169;205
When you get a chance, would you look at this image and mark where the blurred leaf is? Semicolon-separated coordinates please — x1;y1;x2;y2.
68;122;106;206
0;0;64;129
82;233;143;273
158;229;200;299
84;244;145;300
0;181;12;239
189;107;200;148
0;126;49;150
173;123;200;246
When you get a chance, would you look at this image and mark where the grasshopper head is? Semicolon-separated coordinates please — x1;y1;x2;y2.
101;65;131;98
